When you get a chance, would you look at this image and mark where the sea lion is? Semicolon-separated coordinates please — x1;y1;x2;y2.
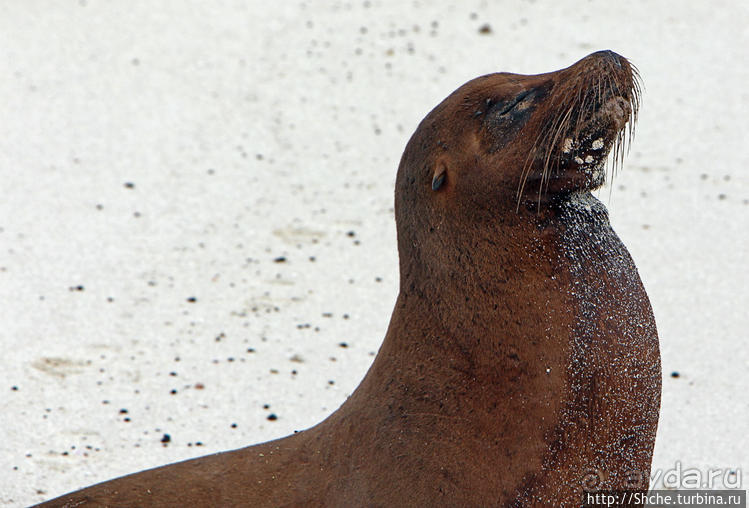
39;50;660;507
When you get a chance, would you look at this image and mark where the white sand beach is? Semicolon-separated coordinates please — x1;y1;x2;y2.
0;1;746;505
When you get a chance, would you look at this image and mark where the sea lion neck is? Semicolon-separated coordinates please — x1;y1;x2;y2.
387;191;607;377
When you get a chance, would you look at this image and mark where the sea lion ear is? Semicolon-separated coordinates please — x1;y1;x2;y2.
432;163;447;191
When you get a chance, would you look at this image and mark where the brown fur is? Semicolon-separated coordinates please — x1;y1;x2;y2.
38;51;660;507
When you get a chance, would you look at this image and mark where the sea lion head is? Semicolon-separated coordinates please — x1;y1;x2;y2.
395;51;640;223
393;50;640;281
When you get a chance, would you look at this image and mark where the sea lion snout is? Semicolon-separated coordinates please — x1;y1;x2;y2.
516;50;640;197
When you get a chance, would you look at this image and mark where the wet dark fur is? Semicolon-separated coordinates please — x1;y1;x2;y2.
39;51;660;507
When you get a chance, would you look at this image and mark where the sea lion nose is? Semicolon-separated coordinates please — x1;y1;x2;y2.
595;50;623;68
